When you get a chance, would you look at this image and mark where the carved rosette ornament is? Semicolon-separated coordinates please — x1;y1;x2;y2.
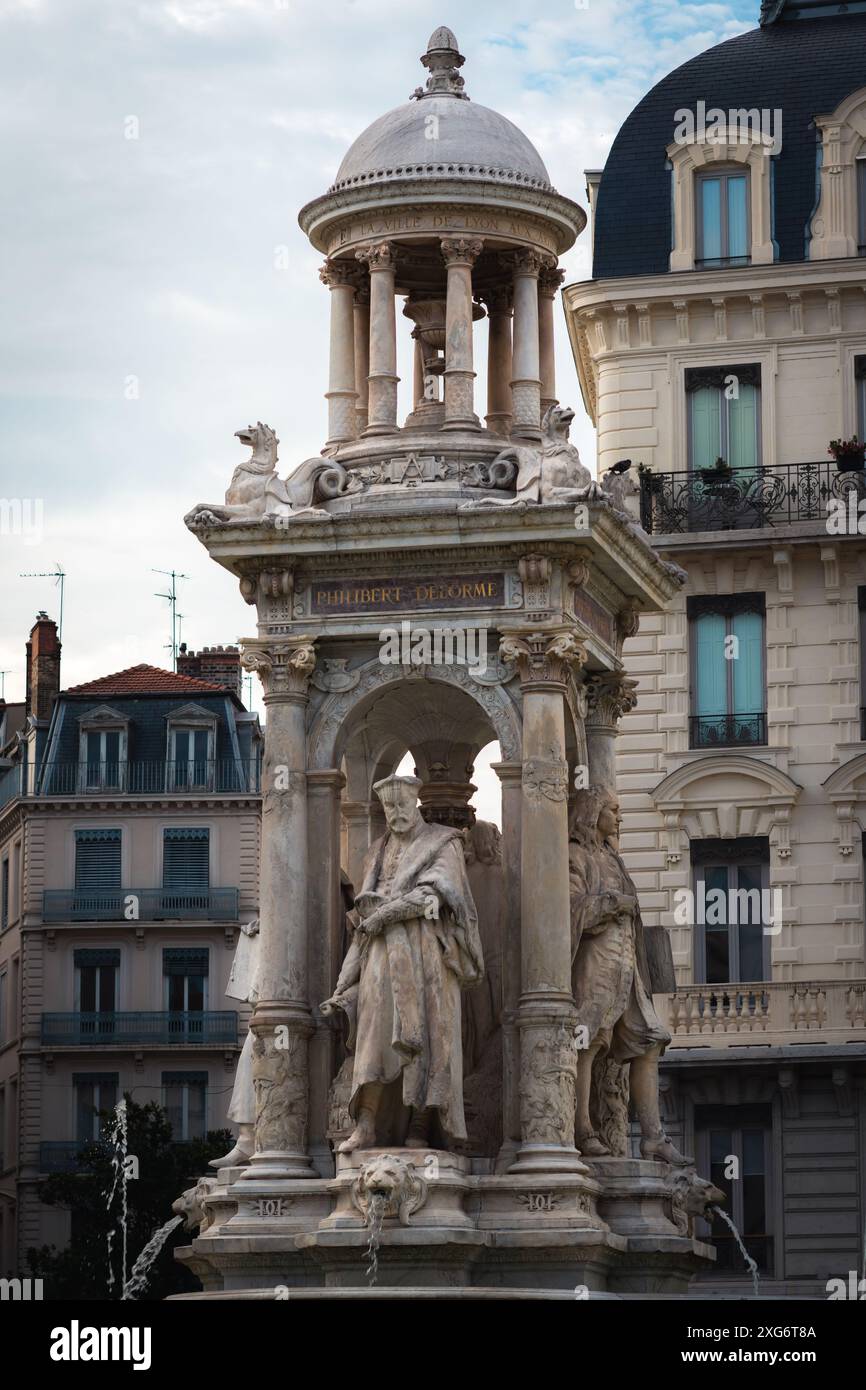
499;631;587;690
584;671;639;730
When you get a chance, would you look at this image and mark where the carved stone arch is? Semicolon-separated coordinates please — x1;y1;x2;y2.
307;659;522;772
823;751;866;856
651;754;802;863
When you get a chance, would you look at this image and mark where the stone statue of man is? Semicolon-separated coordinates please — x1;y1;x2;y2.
210;918;260;1168
568;785;690;1166
321;775;483;1153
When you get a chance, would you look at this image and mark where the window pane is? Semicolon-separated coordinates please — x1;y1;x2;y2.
187;1083;206;1139
727;175;748;260
174;729;190;762
727;381;758;474
187;974;205;1012
97;964;116;1013
79;966;97;1013
76;1082;97;1142
858;160;866;252
694;613;728;715
731;610;763;716
690;385;722;471
700;178;722;262
704;865;730;983
737;864;765;981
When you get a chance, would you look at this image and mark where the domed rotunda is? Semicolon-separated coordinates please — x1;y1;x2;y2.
298;27;585;502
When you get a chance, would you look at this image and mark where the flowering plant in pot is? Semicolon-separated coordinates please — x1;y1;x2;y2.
828;436;865;472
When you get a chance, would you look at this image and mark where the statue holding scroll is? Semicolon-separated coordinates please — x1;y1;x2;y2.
321;775;484;1153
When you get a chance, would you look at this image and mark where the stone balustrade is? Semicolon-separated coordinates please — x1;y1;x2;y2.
659;979;866;1047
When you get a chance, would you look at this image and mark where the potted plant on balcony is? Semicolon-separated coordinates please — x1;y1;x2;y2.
697;457;734;493
828;435;865;473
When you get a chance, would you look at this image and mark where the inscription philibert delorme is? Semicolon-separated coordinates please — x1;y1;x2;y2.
312;573;505;614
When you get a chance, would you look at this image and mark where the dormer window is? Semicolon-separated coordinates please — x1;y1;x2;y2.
77;707;129;791
166;705;216;791
696;169;749;268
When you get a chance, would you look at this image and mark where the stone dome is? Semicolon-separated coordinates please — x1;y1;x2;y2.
329;27;554;195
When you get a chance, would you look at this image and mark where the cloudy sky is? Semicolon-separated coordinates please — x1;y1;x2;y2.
1;0;758;724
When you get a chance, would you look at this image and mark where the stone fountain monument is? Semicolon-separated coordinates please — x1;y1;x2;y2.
174;27;720;1297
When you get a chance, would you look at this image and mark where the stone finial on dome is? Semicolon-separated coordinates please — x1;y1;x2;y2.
410;25;469;101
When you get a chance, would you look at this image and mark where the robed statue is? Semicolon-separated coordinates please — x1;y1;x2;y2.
569;784;690;1165
321;775;483;1153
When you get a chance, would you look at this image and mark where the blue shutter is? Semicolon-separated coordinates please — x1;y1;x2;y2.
728;381;759;477
689;386;722;471
731;611;763;716
700;177;722;262
695;613;728;716
727;175;748;261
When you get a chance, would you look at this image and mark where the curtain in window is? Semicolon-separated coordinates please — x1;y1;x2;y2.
700;177;722;262
727;175;748;260
694;612;727;716
731;610;763;716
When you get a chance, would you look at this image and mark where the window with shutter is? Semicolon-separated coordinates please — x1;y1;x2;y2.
689;596;766;747
162;828;210;914
163;948;209;1013
74;830;122;918
74;1073;118;1143
162;1071;207;1140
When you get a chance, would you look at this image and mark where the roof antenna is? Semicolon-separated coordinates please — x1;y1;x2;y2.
152;569;190;672
19;563;66;640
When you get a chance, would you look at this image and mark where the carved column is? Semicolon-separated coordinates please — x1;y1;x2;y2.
584;670;639;794
320;260;358;447
238;637;318;1179
499;630;588;1173
356;241;399;435
440;236;483;430
510;249;544;442
538;260;565;418
352;282;370;435
412;331;426;410
306;767;345;1175
491;759;522;1170
482;284;513;438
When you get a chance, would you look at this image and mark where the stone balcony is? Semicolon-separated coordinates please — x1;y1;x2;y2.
659;979;866;1049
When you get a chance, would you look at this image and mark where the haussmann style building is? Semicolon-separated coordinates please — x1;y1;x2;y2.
565;0;866;1295
0;616;261;1273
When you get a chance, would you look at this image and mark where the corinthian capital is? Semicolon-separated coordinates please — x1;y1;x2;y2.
355;241;396;272
538;262;566;298
509;248;545;278
499;630;587;688
319;258;360;289
440;236;483;267
584;670;639;728
240;637;317;700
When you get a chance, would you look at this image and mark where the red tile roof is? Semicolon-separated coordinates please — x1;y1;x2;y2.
65;664;231;696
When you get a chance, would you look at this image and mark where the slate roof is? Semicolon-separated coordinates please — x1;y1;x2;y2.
592;14;866;279
65;664;232;697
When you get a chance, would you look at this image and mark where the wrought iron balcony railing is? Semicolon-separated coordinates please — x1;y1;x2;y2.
42;887;239;922
41;1011;238;1046
30;758;261;796
689;712;767;749
639;461;866;534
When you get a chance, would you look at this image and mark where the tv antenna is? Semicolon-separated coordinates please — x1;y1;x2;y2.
20;564;66;639
152;570;190;671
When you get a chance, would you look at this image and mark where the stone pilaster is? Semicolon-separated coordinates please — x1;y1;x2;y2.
509;249;544;442
482;283;513;438
538;260;565;418
320;259;359;447
584;670;639;793
440;236;483;430
499;630;589;1173
491;758;523;1171
356;241;399;435
238;636;318;1180
352;282;370;435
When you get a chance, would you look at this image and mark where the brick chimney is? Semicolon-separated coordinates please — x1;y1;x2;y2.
25;612;61;720
176;644;242;699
